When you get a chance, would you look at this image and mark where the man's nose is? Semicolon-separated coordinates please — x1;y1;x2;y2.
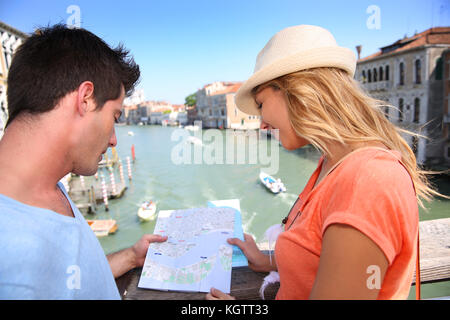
109;127;118;147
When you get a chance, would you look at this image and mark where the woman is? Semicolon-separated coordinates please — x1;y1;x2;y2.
206;25;441;300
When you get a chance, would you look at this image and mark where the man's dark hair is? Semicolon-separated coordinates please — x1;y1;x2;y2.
6;24;140;127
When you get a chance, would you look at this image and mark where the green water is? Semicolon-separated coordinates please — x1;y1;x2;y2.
90;125;449;299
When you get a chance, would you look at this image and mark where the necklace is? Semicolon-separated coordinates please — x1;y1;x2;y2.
282;197;302;230
281;156;327;229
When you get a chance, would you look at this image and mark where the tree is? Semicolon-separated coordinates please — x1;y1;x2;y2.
185;93;197;107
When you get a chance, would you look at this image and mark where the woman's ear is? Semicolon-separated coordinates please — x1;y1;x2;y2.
76;81;95;116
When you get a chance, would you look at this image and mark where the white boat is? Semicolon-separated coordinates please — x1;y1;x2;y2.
184;125;200;131
259;172;287;194
128;131;135;136
186;136;203;146
137;201;157;222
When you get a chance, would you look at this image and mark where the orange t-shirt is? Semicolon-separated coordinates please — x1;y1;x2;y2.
274;148;419;299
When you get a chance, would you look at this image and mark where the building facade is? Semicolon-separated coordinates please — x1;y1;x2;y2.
121;100;187;125
356;27;450;167
196;81;260;129
0;21;27;138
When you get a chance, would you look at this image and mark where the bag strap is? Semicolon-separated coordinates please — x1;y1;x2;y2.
416;231;421;300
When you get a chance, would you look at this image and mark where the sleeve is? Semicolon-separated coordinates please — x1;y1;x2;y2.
320;155;415;265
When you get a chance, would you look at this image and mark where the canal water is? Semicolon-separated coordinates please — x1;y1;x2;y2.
91;125;449;299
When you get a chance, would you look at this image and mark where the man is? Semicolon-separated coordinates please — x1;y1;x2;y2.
0;24;167;299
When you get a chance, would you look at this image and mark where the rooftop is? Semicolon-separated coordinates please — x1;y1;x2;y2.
358;26;450;62
210;83;242;96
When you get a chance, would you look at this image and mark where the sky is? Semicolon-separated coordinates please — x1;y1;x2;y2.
1;0;449;104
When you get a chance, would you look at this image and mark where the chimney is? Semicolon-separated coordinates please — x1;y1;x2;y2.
356;45;362;60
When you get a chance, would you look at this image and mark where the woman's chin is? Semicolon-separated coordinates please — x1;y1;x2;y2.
281;138;309;151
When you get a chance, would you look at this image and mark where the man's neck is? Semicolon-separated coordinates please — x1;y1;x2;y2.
0;120;72;201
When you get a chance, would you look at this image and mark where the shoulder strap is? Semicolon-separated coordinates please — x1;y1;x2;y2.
416;231;421;300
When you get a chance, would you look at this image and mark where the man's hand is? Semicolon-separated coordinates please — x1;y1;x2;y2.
132;234;168;267
205;287;236;300
107;234;167;278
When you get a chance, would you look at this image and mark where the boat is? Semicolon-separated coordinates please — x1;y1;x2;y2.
186;136;203;146
86;219;118;237
137;201;157;222
259;172;287;194
128;131;135;136
184;125;200;131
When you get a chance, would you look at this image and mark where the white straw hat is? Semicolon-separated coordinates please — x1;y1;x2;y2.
235;25;356;115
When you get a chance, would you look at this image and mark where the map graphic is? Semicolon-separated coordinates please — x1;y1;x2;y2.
138;207;235;293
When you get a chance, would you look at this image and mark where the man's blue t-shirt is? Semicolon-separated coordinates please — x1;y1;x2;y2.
0;182;120;299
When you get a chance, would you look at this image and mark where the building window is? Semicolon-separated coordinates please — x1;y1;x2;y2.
414;98;420;123
3;50;9;70
373;68;377;82
398;98;404;122
368;69;372;83
399;62;405;85
415;59;421;84
385;65;390;81
362;70;366;83
435;57;443;80
379;66;383;81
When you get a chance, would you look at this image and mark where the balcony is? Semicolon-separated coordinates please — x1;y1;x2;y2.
364;81;391;92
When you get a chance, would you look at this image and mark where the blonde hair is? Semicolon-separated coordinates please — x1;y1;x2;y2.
252;67;446;209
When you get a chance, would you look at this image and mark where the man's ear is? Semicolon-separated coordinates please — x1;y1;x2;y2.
76;81;95;116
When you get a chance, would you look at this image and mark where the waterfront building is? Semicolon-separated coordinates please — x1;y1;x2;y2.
0;21;27;138
356;27;450;167
124;89;145;107
196;81;260;129
186;104;198;125
121;100;182;125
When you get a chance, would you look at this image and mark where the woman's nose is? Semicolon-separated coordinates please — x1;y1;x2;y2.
260;120;270;130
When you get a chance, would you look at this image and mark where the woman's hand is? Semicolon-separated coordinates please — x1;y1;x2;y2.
227;233;276;273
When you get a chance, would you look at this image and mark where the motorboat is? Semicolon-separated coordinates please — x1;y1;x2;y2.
186;136;203;146
259;172;287;194
137;201;157;222
184;125;200;131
